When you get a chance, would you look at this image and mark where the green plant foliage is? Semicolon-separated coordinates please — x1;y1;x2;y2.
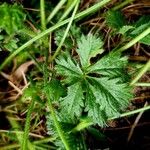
0;3;26;35
55;34;133;126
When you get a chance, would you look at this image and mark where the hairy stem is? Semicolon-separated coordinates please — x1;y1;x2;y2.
46;89;70;150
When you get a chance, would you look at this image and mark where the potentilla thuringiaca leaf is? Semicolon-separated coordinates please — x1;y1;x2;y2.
55;34;133;127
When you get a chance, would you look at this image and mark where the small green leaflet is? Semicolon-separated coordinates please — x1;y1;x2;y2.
76;34;104;68
55;52;83;84
0;3;26;34
55;34;132;126
60;82;84;119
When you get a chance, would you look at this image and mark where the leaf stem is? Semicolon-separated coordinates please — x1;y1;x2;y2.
0;0;111;71
72;105;150;132
110;105;150;120
130;60;150;85
40;0;46;30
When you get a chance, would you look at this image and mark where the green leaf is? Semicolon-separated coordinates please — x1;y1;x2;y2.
60;82;84;118
56;34;132;127
4;38;18;52
0;3;26;34
105;10;126;30
76;34;103;68
0;35;4;40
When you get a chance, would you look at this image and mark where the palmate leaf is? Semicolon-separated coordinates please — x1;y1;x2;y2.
55;34;132;127
0;3;25;34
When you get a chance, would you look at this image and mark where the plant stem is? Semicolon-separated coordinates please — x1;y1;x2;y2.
113;0;136;10
49;0;79;62
21;99;35;150
59;0;77;22
46;89;70;150
130;60;150;85
134;82;150;87
40;0;46;30
0;0;111;71
116;27;150;52
46;0;66;23
110;105;150;120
